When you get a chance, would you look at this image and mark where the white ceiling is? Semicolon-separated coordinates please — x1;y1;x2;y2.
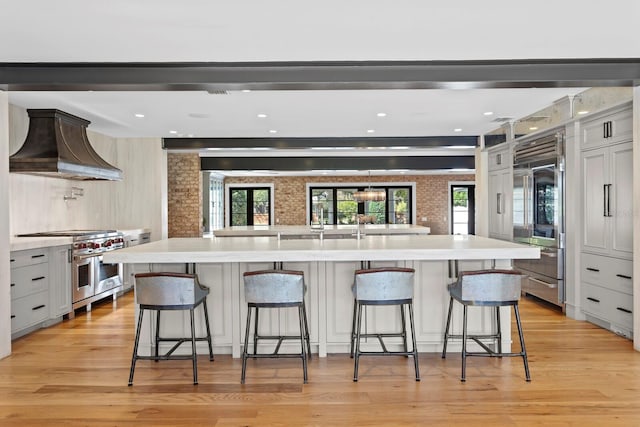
2;1;638;148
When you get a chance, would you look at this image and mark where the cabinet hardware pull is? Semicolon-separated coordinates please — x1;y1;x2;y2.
11;315;15;319
587;297;600;303
10;283;15;287
496;192;502;214
603;185;608;216
32;304;45;311
603;122;607;138
586;267;600;272
31;276;46;281
616;274;632;280
10;259;15;263
31;254;45;259
606;184;612;217
616;307;632;314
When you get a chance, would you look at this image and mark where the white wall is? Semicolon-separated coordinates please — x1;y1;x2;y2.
0;93;11;358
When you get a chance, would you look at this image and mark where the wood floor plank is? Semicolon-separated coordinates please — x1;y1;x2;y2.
2;291;640;426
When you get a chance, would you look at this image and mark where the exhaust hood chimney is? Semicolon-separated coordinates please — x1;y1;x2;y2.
9;109;123;181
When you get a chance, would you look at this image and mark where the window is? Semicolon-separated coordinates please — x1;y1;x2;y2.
310;186;413;225
203;174;224;232
229;187;272;226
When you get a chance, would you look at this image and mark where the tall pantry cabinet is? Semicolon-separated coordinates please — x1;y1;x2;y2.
580;102;634;338
487;144;513;241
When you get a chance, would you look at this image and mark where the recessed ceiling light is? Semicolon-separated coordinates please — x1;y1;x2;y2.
242;89;251;93
483;111;493;116
134;113;145;118
377;112;387;117
577;110;589;115
367;129;375;133
529;126;538;131
454;128;462;132
269;130;277;134
257;113;267;118
169;130;177;134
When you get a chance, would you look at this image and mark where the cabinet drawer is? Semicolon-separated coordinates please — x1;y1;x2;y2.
11;291;49;333
581;282;633;331
581;108;633;150
581;282;609;319
609;291;633;330
11;263;49;300
10;249;49;269
581;253;632;294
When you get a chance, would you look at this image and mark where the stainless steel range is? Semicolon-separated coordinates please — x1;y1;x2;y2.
18;230;125;312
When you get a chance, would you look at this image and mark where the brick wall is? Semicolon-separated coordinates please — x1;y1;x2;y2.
225;174;474;235
167;153;202;237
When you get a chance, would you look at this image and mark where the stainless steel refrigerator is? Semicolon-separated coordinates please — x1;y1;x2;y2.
512;132;565;308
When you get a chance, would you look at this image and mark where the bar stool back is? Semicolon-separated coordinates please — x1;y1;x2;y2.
441;269;530;382
351;267;420;382
241;269;311;384
128;272;214;385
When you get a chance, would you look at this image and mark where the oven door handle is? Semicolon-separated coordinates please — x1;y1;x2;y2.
74;254;98;262
528;277;557;289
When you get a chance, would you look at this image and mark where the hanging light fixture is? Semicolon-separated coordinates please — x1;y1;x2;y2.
353;171;386;202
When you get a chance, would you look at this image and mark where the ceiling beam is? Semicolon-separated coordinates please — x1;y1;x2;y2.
200;155;475;171
1;59;639;91
164;136;478;150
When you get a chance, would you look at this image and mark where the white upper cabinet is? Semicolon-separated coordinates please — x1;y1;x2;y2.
581;107;633;151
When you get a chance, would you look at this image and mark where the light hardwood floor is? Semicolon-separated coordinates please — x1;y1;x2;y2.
1;292;640;426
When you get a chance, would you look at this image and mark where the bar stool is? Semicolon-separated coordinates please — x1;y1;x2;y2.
350;267;420;382
128;272;214;386
241;270;311;384
441;269;530;382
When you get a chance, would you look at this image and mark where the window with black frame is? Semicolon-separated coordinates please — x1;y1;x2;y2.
310;186;412;225
230;187;271;226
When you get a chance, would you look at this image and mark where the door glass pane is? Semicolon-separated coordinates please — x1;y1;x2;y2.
337;189;357;225
452;187;469;235
231;189;248;226
252;189;269;225
389;188;409;224
311;189;332;225
363;199;385;224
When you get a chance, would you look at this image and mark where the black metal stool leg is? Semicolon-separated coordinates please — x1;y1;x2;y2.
298;305;308;384
461;304;468;382
353;302;363;382
400;303;408;355
442;296;454;358
495;306;502;355
349;299;357;358
408;302;420;381
302;301;312;360
189;308;198;385
154;309;161;362
241;306;252;384
202;299;214;361
128;308;144;386
253;306;260;356
514;304;531;381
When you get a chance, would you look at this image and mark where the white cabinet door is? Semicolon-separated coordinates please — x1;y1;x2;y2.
488;169;511;240
581;142;633;259
49;246;72;319
581;147;608;254
609;142;633;257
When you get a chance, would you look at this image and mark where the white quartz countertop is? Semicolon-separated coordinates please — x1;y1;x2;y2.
213;224;430;237
103;234;539;264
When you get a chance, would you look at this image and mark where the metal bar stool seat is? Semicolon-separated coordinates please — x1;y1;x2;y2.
128;272;214;385
241;270;311;384
441;269;530;382
350;267;420;382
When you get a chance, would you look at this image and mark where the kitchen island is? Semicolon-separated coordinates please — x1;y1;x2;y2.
104;234;539;357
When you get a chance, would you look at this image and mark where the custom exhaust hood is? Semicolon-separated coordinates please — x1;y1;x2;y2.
9;109;122;181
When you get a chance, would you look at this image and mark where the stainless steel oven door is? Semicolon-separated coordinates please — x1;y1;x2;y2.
94;255;123;295
73;254;95;303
